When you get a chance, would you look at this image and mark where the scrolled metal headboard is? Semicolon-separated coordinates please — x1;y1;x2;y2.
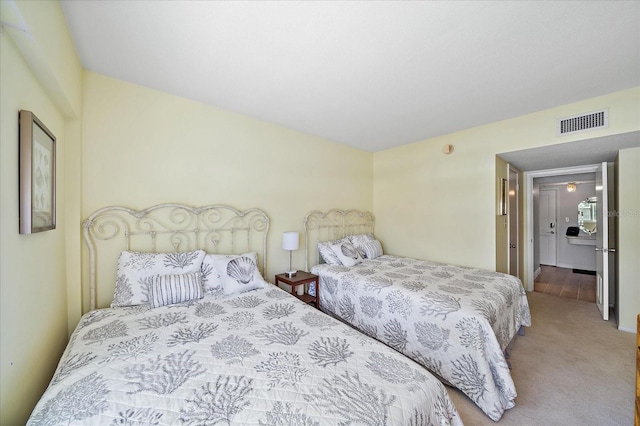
303;209;375;271
83;203;269;310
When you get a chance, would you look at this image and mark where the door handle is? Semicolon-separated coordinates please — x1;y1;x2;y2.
549;231;555;234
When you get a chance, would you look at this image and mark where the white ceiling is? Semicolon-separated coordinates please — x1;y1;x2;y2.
60;1;640;152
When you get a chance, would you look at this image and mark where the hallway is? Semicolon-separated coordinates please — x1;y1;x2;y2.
534;265;596;303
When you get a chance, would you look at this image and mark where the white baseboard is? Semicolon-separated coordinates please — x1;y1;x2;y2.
617;325;635;334
555;262;596;271
534;267;541;279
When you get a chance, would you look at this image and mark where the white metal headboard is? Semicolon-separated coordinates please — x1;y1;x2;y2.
83;203;270;310
303;209;375;271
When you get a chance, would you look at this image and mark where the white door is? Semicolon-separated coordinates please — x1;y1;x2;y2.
539;189;557;266
595;162;609;321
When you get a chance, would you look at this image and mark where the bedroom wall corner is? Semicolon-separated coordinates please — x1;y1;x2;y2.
0;33;68;426
64;116;83;334
0;1;82;423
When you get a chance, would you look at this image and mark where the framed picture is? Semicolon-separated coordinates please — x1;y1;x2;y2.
499;178;508;216
19;110;56;234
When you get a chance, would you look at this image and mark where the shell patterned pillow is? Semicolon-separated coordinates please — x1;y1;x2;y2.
210;252;267;295
318;237;349;265
329;241;364;267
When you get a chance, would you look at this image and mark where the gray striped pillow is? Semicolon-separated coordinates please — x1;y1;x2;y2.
362;240;383;259
150;272;204;308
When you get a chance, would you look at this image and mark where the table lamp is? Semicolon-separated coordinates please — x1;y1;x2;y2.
282;231;299;278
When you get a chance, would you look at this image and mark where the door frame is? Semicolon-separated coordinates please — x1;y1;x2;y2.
507;165;519;278
523;164;600;291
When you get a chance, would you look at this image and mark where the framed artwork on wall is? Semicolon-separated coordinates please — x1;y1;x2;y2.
19;110;56;234
499;178;508;216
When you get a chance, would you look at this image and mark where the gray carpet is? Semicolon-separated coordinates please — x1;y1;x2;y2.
448;291;636;425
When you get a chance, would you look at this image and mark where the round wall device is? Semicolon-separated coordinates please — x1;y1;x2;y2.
442;144;454;154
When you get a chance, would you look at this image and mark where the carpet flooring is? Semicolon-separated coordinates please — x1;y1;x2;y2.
448;291;636;425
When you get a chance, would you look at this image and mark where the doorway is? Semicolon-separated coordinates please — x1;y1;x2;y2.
524;164;601;292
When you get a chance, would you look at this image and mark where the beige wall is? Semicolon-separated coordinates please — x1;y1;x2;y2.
0;0;82;422
0;35;67;423
616;147;640;332
81;72;373;310
373;88;639;332
373;88;640;276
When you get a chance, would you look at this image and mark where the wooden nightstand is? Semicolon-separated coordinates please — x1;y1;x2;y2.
274;271;319;308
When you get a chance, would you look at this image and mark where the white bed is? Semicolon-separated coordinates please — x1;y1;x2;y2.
28;204;463;425
304;209;532;422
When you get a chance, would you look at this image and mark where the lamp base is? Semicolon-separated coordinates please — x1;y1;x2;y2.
286;270;297;278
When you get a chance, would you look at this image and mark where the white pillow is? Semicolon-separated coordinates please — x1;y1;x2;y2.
113;250;206;307
347;233;376;257
330;241;364;267
210;252;267;295
318;237;349;265
201;254;225;295
361;240;383;259
149;272;204;308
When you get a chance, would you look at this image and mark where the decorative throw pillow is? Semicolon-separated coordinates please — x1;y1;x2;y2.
149;272;204;308
112;250;206;307
318;237;349;265
361;240;384;259
210;252;267;295
201;254;225;296
330;241;364;267
347;233;376;257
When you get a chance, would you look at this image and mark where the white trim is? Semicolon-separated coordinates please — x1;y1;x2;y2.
507;164;520;278
524;164;600;291
555;262;595;271
534;267;541;280
617;326;635;334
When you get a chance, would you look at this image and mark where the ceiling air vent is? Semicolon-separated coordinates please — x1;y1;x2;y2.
557;108;609;136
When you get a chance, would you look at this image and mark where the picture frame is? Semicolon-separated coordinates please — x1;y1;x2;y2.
19;110;56;234
499;178;508;216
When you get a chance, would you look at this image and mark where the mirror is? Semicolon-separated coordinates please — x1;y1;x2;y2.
578;197;597;235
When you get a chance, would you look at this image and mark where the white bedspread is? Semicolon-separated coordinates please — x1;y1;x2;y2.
312;255;531;421
28;285;462;425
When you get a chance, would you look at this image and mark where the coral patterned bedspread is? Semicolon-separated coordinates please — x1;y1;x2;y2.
312;255;531;421
28;285;462;425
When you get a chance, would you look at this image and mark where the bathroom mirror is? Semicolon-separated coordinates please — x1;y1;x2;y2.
578;197;597;235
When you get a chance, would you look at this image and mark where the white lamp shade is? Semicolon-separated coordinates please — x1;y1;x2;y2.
282;231;299;251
